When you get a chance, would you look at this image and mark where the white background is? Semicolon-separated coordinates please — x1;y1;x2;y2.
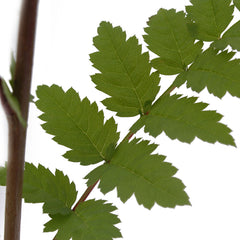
0;0;240;239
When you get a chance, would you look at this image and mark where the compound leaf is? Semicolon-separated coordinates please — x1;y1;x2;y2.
36;85;119;165
86;138;190;209
136;94;235;146
23;163;77;215
180;49;240;98
44;199;122;240
186;0;234;41
144;8;202;75
90;21;160;117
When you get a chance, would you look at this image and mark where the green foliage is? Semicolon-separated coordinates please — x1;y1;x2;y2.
144;8;203;75
2;0;240;239
213;21;240;51
86;138;190;209
0;78;26;127
175;49;240;98
186;0;233;41
133;94;235;145
0;163;121;239
44;200;121;240
36;85;119;165
0;163;77;215
90;21;160;116
23;163;77;215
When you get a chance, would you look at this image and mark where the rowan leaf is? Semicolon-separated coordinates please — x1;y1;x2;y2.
212;21;240;51
36;85;119;165
44;199;122;240
23;163;77;215
186;0;234;41
144;8;203;75
86;138;190;209
135;94;235;146
90;21;160;117
177;48;240;98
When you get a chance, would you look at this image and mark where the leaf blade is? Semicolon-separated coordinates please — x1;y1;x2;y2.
44;199;122;240
23;163;78;215
90;21;160;116
86;138;190;209
144;8;202;74
213;21;240;51
0;163;7;186
139;94;235;146
36;85;119;165
186;0;234;41
184;49;240;98
0;78;26;127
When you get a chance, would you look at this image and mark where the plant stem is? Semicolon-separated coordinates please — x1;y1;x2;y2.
72;180;99;211
3;1;39;240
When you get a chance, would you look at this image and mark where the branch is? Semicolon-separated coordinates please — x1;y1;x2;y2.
3;1;39;240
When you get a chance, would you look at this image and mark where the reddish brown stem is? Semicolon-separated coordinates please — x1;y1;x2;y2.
127;132;134;140
2;1;39;240
72;180;99;211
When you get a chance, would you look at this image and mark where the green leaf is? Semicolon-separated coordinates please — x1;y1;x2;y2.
144;8;202;74
0;78;26;127
173;71;188;88
86;138;190;209
23;163;77;215
136;94;235;146
44;199;122;240
36;85;119;165
234;0;240;11
212;21;240;51
10;53;16;89
8;54;34;102
151;58;185;76
90;21;160;117
186;0;234;41
183;48;240;98
0;163;7;186
0;163;77;215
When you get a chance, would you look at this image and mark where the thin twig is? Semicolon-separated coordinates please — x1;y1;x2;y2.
3;1;39;240
72;179;99;211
